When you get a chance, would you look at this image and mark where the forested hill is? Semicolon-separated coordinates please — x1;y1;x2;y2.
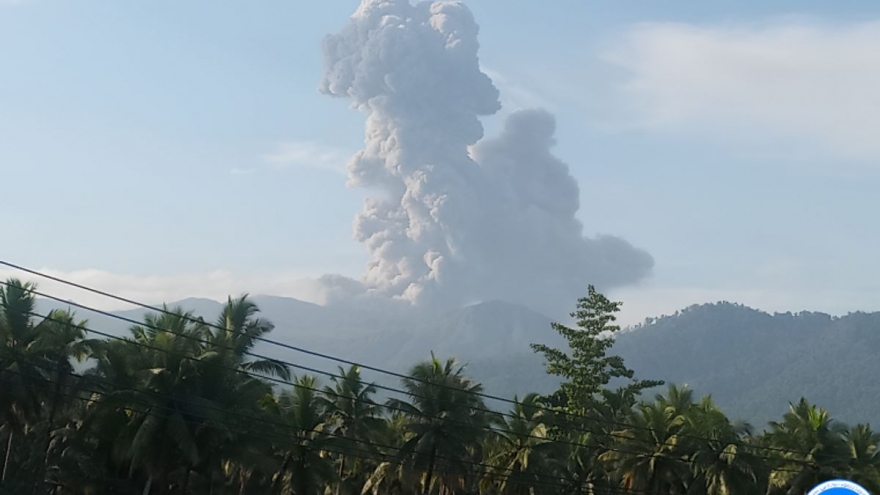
611;302;880;425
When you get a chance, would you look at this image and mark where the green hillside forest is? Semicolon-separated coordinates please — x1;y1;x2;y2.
2;278;878;495
612;302;880;426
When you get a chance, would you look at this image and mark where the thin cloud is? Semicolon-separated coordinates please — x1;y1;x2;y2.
263;141;349;174
604;18;880;164
481;67;553;112
0;267;323;311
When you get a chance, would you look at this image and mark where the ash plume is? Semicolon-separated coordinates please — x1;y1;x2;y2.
316;0;653;317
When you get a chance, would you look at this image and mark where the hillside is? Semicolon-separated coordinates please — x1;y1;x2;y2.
35;296;563;397
611;303;880;425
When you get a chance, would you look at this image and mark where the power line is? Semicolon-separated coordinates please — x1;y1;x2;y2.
18;306;780;469
1;353;837;495
0;259;589;407
5;305;853;480
0;264;863;461
0;365;644;495
14;301;615;454
1;300;852;495
5;368;575;494
15;300;840;470
5;282;657;457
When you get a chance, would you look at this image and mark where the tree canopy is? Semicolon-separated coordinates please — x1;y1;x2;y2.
1;278;876;495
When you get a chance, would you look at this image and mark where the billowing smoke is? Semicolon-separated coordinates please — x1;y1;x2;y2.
316;0;653;317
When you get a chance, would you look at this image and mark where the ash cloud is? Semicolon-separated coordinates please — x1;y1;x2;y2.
315;0;653;317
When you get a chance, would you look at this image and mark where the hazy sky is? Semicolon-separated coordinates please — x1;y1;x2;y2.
3;0;879;324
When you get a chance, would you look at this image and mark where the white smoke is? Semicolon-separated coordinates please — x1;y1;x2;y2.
316;0;653;317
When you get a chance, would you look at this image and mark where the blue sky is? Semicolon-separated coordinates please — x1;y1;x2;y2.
3;0;879;324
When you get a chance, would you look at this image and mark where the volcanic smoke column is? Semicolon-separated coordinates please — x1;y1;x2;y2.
319;0;653;317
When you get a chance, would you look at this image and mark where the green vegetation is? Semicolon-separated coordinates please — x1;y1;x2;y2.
611;302;880;425
2;279;878;495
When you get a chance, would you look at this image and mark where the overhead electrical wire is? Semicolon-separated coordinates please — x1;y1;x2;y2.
10;292;842;468
17;305;804;470
0;365;647;495
0;303;854;495
0;261;862;462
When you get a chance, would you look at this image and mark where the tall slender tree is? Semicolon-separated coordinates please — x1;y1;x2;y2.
482;393;562;495
685;396;760;495
31;309;92;495
531;286;662;417
267;375;337;495
387;354;490;495
321;365;382;495
0;279;46;485
765;399;848;495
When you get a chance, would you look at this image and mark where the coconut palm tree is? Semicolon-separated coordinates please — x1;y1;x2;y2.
361;414;412;495
0;278;49;484
80;299;290;494
482;393;562;495
387;354;490;495
840;424;880;493
320;365;382;495
30;309;93;495
600;399;691;494
267;375;338;495
655;385;694;419
209;295;290;381
81;308;211;494
79;337;149;489
765;399;848;495
555;387;639;495
193;296;290;493
685;396;759;495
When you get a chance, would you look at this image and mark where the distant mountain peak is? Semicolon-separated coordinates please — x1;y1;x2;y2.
165;296;221;306
250;294;324;308
460;299;550;316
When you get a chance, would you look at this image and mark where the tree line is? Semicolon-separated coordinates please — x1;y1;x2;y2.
1;279;878;495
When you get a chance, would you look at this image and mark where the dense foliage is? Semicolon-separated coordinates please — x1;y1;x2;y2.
2;279;878;495
612;302;880;425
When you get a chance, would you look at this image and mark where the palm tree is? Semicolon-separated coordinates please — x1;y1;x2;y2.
655;385;694;419
266;375;337;495
765;398;848;495
209;295;290;381
80;299;290;494
558;387;639;495
840;424;880;493
129;309;209;494
192;369;276;495
685;396;759;495
600;398;691;494
80;337;148;489
362;414;412;495
191;296;291;493
482;393;562;495
387;354;490;495
320;365;382;495
83;308;210;494
30;309;93;495
0;278;48;484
